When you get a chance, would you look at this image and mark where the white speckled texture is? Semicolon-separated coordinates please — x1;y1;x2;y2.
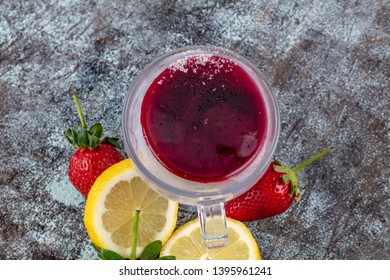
0;0;389;259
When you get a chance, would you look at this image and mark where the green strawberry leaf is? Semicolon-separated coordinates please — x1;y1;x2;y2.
64;127;81;148
103;135;121;150
273;158;283;165
282;173;292;185
274;165;299;197
101;249;125;260
274;165;288;173
64;129;76;147
140;240;162;260
88;133;100;150
65;93;123;151
89;123;103;138
78;128;88;148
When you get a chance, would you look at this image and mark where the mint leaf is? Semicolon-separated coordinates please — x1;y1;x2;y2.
101;249;125;260
158;256;176;260
140;240;162;260
91;243;102;259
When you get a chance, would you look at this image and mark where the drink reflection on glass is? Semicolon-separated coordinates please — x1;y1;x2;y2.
122;46;280;249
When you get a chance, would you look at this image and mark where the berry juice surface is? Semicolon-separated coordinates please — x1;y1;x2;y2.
141;55;268;182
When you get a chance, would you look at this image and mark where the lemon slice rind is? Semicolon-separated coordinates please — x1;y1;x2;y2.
160;217;261;260
84;159;178;258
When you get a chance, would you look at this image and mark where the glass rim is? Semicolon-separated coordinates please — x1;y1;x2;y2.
122;45;280;204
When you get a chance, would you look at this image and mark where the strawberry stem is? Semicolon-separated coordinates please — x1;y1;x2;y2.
293;147;333;173
71;92;87;130
130;210;140;260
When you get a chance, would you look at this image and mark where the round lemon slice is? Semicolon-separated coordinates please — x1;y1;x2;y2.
84;159;178;258
160;218;261;260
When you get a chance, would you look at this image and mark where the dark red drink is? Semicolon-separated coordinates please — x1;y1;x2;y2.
141;55;268;182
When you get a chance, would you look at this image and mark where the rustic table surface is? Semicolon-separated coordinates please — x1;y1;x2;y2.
0;0;389;260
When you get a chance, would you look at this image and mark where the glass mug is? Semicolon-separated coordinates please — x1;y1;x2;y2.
122;46;280;249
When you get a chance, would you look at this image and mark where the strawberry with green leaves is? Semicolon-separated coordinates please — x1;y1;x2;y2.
64;92;124;197
226;147;333;221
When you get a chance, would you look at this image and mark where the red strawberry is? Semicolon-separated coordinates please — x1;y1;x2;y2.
225;147;333;221
64;91;124;197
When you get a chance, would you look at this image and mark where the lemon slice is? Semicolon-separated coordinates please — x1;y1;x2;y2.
160;218;261;260
84;159;178;258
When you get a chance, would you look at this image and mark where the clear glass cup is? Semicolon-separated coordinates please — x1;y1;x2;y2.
122;45;280;249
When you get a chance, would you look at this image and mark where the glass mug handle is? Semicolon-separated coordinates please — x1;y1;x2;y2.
197;202;228;249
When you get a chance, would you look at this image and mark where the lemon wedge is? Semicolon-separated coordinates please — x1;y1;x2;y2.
84;159;178;258
160;218;261;260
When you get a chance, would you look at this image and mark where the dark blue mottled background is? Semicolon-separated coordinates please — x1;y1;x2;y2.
0;0;389;259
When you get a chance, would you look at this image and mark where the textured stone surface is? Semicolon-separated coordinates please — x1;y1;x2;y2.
0;0;389;260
